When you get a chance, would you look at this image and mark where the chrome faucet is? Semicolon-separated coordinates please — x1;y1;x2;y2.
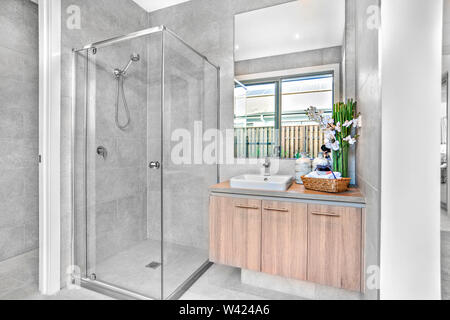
263;157;271;176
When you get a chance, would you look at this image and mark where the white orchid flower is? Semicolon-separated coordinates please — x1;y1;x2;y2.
325;137;340;151
344;135;357;145
335;122;341;132
331;140;340;151
325;130;336;141
353;115;362;128
343;120;353;128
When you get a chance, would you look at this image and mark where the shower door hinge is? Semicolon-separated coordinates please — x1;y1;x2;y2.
38;154;42;163
92;47;97;55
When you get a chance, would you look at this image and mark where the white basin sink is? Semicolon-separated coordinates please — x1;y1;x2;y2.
230;175;294;191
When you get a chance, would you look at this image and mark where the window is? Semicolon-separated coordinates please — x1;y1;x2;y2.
234;73;334;159
234;82;278;158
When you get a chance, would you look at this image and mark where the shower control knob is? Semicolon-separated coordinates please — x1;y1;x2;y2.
97;146;108;159
149;161;161;169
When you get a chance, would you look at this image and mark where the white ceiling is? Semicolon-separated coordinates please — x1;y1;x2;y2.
235;0;346;61
132;0;191;12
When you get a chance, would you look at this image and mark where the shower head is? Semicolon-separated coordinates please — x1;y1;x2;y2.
130;53;140;62
117;53;141;76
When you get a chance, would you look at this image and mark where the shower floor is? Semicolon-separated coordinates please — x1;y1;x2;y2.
94;239;208;299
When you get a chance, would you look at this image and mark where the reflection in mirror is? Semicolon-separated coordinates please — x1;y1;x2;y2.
234;0;345;160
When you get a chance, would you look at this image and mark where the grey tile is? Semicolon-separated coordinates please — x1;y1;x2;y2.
0;109;24;139
0;139;38;169
0;276;24;297
0;195;37;228
0;250;38;285
183;264;304;301
0;226;25;262
0;169;25;202
96;201;117;235
0;79;38;110
95;167;146;204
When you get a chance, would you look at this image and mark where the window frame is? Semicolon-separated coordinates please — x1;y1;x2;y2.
235;64;340;159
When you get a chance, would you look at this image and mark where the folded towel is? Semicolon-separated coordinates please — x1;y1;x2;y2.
305;171;342;180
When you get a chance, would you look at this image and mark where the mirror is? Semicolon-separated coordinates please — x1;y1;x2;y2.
234;0;346;160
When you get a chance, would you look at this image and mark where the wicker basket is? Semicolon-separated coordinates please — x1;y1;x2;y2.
301;175;351;193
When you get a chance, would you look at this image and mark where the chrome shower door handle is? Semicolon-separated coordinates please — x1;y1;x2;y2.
149;161;161;170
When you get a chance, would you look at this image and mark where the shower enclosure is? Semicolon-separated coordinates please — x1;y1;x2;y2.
72;26;220;299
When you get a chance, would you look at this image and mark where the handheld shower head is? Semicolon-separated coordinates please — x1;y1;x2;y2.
130;53;140;62
119;53;141;76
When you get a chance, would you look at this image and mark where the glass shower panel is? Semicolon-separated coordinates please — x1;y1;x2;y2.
83;33;163;299
162;31;219;299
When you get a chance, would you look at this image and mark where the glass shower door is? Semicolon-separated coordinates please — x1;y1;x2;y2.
161;31;219;299
83;33;163;299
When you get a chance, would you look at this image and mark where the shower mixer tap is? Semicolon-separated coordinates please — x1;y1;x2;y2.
97;146;108;159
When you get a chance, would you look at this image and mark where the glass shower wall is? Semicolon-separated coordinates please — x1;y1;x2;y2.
73;28;219;300
162;31;219;299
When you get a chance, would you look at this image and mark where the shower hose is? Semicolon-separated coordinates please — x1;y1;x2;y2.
115;75;131;130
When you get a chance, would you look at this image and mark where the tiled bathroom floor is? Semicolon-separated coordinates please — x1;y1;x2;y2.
95;239;208;299
181;264;304;300
0;249;111;300
0;250;38;299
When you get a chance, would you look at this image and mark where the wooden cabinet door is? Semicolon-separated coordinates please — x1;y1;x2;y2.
209;196;234;267
307;204;362;291
209;196;262;271
262;201;308;281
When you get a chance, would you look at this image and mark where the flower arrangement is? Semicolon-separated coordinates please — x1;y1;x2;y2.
307;99;361;178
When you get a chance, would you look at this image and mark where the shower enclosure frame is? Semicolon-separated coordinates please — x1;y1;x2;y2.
71;25;220;300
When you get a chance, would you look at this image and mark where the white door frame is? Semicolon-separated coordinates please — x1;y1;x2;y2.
39;0;62;295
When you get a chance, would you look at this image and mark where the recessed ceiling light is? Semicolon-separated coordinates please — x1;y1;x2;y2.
295;33;301;40
235;44;240;50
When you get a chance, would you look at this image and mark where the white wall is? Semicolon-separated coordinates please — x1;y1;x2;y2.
380;0;442;299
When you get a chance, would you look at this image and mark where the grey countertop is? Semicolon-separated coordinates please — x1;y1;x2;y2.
210;181;366;205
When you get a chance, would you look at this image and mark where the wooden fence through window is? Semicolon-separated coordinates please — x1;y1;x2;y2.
235;125;325;159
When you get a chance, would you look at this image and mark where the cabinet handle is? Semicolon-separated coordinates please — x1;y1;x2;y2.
264;207;289;212
311;211;340;217
235;205;259;210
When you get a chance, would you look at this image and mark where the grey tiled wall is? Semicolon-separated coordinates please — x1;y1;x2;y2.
0;0;39;263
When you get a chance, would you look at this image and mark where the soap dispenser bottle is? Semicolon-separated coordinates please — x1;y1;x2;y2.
295;153;312;184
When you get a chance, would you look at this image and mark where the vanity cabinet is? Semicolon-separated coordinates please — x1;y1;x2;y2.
307;204;362;291
209;195;364;292
261;201;308;281
209;196;261;271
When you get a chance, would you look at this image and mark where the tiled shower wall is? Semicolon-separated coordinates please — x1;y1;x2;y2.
60;0;148;284
0;0;39;262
